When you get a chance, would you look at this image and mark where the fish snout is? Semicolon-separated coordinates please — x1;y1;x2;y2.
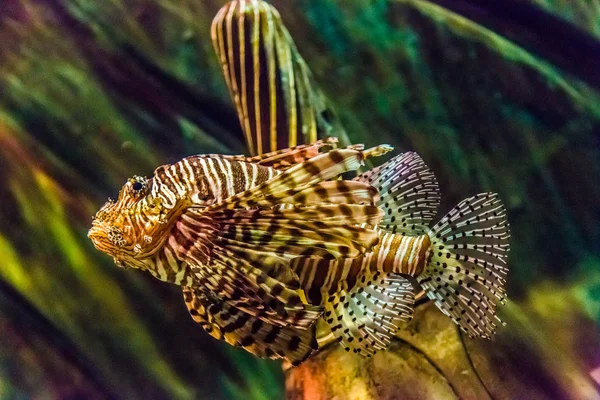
87;222;107;250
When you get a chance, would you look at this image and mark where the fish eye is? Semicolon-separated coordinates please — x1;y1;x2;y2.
132;181;144;191
130;176;147;194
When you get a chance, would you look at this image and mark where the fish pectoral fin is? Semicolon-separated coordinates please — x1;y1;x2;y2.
355;152;441;235
176;209;323;329
322;272;415;357
204;206;381;259
184;287;319;366
182;287;223;341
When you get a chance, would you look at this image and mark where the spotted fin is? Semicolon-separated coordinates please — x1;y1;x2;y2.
184;288;318;366
420;193;510;338
355;152;441;235
211;1;347;156
321;271;414;357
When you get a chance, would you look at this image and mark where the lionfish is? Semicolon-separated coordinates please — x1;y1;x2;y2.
89;0;511;366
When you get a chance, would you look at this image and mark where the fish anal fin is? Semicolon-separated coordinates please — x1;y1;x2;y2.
322;272;415;357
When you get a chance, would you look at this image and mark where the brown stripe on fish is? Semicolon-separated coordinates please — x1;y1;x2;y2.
139;236;193;286
374;233;431;277
206;158;226;200
229;160;250;193
183;288;318;365
151;165;179;208
162;156;280;205
291;231;431;305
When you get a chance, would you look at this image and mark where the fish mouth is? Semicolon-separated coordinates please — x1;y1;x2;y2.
87;222;117;254
87;224;105;250
88;225;126;262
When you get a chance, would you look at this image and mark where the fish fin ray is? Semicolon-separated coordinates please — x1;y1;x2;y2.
175;212;321;328
323;271;414;357
184;288;318;365
420;192;510;338
356;152;441;235
211;1;346;156
202;206;381;258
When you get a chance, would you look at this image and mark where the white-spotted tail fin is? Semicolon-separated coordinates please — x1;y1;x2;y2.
355;152;441;235
419;193;510;338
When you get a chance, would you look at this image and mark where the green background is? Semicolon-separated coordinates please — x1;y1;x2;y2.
0;0;598;398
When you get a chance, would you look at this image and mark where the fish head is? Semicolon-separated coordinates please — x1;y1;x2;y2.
88;175;181;270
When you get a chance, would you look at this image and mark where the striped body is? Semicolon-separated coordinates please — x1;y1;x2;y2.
139;156;281;284
151;155;280;208
89;155;282;284
293;232;431;305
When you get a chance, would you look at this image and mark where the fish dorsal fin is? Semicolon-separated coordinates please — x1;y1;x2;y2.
419;192;510;338
355;152;441;235
206;148;378;211
209;138;340;170
211;1;347;156
183;288;318;366
322;270;415;356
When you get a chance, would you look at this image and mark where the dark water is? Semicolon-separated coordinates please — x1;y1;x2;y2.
0;1;598;399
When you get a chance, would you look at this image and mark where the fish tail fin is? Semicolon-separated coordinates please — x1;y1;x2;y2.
419;193;510;338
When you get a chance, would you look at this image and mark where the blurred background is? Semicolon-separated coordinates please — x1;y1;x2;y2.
0;0;599;399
